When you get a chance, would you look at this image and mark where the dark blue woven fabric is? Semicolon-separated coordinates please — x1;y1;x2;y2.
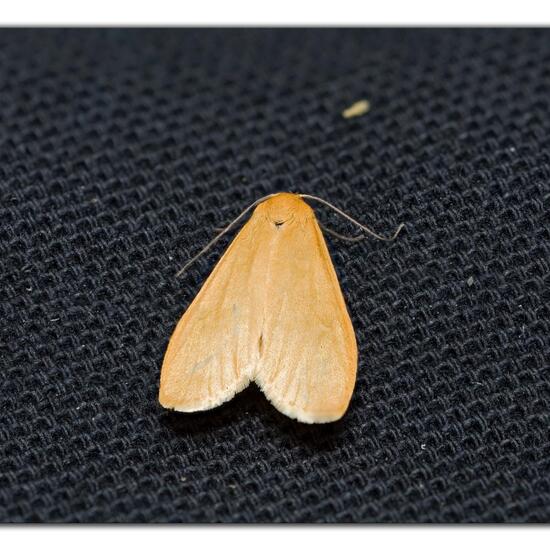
0;28;549;522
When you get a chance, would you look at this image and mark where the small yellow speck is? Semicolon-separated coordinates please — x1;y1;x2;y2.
342;99;370;119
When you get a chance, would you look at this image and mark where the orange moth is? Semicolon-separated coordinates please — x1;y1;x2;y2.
159;192;403;423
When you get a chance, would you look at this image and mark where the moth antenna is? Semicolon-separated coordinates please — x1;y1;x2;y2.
317;222;366;243
300;193;404;242
175;194;277;278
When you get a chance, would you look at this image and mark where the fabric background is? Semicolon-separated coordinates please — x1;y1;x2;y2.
0;28;549;523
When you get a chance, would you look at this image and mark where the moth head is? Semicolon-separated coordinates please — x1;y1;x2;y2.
258;193;313;227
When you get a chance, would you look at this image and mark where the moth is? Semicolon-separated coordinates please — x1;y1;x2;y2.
159;192;402;423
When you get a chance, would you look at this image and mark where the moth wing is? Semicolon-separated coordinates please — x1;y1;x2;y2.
159;216;268;412
254;215;357;423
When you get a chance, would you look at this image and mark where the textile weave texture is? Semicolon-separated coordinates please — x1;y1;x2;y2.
1;28;549;523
